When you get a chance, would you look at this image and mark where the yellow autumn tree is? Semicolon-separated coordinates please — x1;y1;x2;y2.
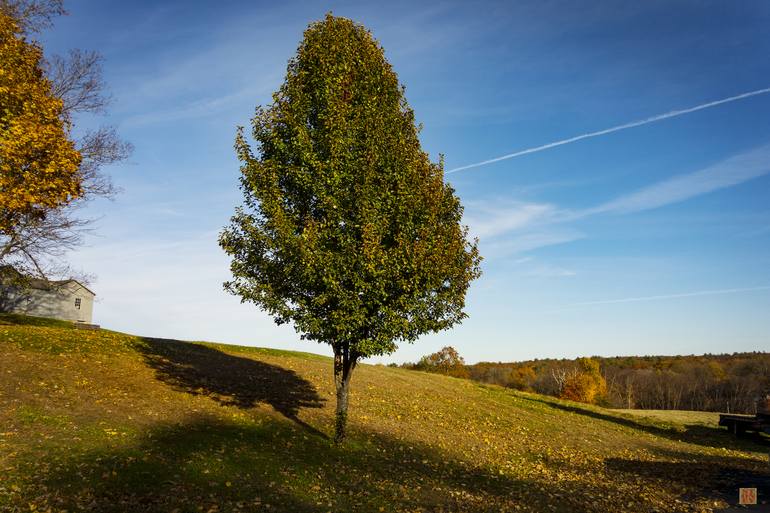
508;365;536;391
0;10;81;234
561;357;607;404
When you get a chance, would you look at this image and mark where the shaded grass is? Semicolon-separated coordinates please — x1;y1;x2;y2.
0;313;75;328
1;314;768;512
518;394;769;453
138;337;328;438
17;417;595;513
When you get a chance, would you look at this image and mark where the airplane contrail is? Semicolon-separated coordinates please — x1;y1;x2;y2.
447;87;770;174
571;285;770;307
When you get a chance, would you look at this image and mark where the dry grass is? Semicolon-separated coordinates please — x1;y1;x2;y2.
0;314;767;512
613;409;722;427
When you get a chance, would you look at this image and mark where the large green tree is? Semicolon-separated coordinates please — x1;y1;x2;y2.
220;14;481;443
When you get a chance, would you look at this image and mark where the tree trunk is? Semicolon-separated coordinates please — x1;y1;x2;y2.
333;347;357;444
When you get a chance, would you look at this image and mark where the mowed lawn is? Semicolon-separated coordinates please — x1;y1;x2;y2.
612;409;722;427
0;314;767;512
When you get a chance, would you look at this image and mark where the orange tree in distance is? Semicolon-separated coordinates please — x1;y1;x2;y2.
561;357;607;404
416;346;470;379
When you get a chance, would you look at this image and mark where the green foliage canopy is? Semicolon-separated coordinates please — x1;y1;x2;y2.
220;14;481;360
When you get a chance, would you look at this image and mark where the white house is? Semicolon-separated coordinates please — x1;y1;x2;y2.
0;269;96;324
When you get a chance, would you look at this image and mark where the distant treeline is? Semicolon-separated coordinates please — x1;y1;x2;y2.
402;348;770;414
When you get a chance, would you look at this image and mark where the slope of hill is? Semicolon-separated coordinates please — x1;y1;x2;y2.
0;314;767;512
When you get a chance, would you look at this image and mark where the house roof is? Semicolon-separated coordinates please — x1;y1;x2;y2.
59;279;96;296
0;266;96;296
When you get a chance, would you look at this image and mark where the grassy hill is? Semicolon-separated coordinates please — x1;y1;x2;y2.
0;314;767;512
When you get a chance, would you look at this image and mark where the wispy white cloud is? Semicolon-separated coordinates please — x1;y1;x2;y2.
447;87;770;174
589;144;770;214
466;144;770;270
503;255;576;277
464;201;555;239
571;285;770;307
122;82;278;127
463;201;583;268
68;233;309;351
522;263;576;277
519;144;770;227
481;230;584;259
459;199;583;278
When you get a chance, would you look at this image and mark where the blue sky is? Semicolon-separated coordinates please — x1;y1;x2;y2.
41;0;770;363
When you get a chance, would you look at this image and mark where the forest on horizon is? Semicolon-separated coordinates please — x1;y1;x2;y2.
404;350;770;415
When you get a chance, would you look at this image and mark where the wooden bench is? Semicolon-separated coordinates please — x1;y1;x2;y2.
719;412;770;435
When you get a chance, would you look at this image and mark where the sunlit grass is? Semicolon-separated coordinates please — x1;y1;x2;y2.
0;313;766;512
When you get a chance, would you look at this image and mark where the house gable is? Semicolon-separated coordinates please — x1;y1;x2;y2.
0;268;95;323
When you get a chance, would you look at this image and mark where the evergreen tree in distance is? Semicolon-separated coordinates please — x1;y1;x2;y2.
220;14;481;444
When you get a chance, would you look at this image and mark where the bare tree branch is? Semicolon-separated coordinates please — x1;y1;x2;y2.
0;0;63;33
77;126;133;197
0;0;131;283
47;49;108;114
0;206;92;280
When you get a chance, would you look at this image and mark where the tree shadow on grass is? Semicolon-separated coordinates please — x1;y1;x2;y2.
137;338;327;438
605;448;770;509
518;395;769;452
22;416;614;513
